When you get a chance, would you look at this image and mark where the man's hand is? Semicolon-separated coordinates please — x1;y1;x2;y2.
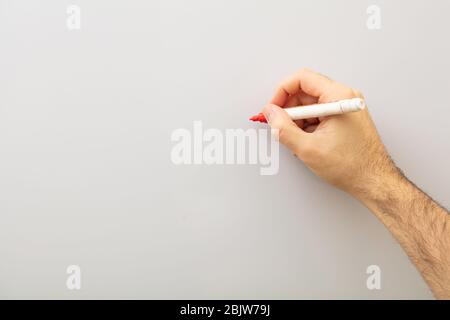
262;68;450;299
262;68;396;198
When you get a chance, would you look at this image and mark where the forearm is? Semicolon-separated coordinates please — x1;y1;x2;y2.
262;68;450;298
356;169;450;299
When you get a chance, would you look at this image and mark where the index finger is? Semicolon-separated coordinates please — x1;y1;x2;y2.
270;68;334;106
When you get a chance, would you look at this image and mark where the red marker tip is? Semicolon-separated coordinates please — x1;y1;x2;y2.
249;113;268;123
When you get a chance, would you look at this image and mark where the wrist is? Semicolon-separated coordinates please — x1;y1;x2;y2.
351;165;411;218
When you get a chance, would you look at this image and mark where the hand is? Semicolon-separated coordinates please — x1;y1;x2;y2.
262;68;397;198
262;69;450;299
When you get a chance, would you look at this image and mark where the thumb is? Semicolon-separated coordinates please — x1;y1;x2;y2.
262;104;309;154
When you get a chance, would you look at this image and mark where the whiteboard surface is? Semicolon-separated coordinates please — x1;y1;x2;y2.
0;0;449;299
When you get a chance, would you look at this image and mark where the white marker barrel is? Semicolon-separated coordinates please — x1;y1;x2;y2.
285;98;365;120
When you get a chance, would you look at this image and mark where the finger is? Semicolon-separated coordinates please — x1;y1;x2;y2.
262;104;309;154
297;91;318;106
304;124;319;133
294;119;305;129
305;118;319;125
283;93;318;128
283;91;317;108
270;68;333;106
285;95;301;108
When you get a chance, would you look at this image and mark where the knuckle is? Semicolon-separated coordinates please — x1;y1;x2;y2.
277;124;291;143
297;67;312;78
270;117;285;130
278;125;302;151
342;87;355;98
352;89;365;99
325;82;353;98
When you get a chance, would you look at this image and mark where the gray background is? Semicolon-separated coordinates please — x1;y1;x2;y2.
0;0;449;299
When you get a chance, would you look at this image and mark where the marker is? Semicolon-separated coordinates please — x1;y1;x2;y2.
250;98;366;123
